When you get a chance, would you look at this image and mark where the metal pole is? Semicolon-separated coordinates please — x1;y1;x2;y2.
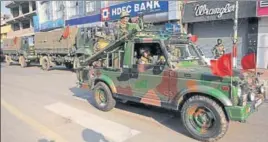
231;1;239;99
233;1;239;68
180;1;185;34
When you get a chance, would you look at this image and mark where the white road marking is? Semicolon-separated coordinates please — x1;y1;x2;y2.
45;102;140;142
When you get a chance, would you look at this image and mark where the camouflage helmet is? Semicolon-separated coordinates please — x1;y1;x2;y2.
140;47;150;55
95;32;105;38
120;11;130;18
217;39;222;44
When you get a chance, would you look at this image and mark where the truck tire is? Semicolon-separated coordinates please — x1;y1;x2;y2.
65;62;73;70
19;56;28;68
5;55;11;66
92;82;116;112
41;56;51;71
181;95;228;142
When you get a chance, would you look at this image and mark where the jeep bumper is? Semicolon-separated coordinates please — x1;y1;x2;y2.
225;94;265;122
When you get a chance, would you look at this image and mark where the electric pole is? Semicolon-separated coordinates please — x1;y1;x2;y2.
180;1;186;34
233;1;239;68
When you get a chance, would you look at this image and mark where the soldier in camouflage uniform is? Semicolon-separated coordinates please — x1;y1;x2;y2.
138;48;152;64
212;39;225;59
118;11;130;37
167;44;182;60
93;32;109;53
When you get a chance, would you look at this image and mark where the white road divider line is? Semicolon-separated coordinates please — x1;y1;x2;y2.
45;102;140;142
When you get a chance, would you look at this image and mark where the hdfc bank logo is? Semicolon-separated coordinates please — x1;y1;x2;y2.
101;7;110;21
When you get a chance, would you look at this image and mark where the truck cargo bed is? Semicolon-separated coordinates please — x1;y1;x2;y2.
35;48;75;55
35;27;78;50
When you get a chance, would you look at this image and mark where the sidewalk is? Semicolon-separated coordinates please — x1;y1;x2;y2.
257;69;268;80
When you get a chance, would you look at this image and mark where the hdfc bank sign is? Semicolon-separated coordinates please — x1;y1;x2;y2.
257;1;268;17
101;1;168;21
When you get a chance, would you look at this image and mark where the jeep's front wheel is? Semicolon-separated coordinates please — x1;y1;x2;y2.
181;95;228;142
93;82;116;112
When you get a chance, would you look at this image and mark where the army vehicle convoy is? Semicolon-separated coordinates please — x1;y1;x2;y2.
2;26;110;70
1;12;266;142
74;17;267;142
2;36;37;67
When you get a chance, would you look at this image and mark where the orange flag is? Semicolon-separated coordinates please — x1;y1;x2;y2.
210;60;219;75
13;36;18;45
210;53;233;77
241;53;256;70
62;26;70;39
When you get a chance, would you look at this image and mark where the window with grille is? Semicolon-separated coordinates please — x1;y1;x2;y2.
55;1;64;19
86;1;96;13
69;1;78;17
40;1;51;22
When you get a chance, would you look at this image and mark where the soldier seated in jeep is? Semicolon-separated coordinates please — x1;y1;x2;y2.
138;48;152;64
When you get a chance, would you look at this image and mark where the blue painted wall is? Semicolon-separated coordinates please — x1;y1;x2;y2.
33;15;40;32
65;14;100;26
39;19;65;31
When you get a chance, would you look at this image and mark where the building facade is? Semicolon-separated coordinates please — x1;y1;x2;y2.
65;1;102;27
256;0;268;69
36;1;66;31
65;1;183;31
5;1;37;38
1;14;12;45
100;1;182;30
183;1;258;68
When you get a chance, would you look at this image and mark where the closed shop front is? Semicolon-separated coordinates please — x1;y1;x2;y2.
183;1;257;68
257;1;268;69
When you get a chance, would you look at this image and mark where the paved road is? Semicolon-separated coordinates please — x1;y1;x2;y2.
1;63;268;142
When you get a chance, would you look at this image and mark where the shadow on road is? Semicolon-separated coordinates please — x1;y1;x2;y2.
69;87;191;139
37;139;55;142
82;128;109;142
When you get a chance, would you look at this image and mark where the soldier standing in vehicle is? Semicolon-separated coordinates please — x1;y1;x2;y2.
212;39;225;59
118;11;130;37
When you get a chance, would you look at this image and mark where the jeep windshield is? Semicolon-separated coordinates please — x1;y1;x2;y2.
164;39;206;68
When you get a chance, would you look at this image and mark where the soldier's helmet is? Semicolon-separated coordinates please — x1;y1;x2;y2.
140;47;150;55
217;39;222;44
95;32;105;38
120;11;130;18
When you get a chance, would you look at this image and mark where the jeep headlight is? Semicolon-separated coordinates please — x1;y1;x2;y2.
248;92;256;102
237;86;247;106
237;87;242;98
259;85;265;94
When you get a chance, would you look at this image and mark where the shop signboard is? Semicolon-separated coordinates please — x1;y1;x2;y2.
65;14;100;26
101;1;168;21
40;19;64;31
183;1;256;23
257;1;268;17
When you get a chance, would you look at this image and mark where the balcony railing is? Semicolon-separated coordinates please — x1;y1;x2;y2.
5;1;18;8
5;1;13;6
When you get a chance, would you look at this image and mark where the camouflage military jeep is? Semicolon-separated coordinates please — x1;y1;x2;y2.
76;31;266;142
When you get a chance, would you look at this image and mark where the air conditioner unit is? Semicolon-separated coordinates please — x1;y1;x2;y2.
260;1;268;7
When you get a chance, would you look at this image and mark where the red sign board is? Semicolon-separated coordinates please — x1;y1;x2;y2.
257;1;268;17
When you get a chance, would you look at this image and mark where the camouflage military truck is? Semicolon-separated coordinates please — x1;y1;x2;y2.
2;36;37;67
75;19;266;141
34;26;111;71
